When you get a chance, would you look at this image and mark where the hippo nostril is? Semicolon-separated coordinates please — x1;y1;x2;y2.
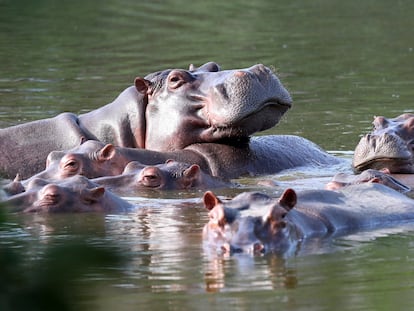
253;242;265;253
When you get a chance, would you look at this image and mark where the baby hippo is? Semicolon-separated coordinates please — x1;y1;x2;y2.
2;142;131;196
2;175;134;213
325;169;410;193
93;160;234;194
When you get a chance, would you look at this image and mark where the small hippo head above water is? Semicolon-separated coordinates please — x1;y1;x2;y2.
202;189;298;255
353;114;414;173
135;62;292;150
3;175;133;213
93;160;233;194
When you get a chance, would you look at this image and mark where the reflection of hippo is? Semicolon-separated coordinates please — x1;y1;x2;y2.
326;169;410;193
92;160;235;194
3;175;133;213
0;62;292;179
353;114;414;173
202;183;414;255
0;62;341;181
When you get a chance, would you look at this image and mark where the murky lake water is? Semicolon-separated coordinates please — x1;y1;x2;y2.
1;0;414;310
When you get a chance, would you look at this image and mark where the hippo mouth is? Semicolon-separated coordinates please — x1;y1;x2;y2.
354;157;414;174
353;133;414;173
202;100;290;140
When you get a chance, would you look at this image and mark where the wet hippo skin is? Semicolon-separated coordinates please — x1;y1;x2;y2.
202;183;414;255
0;62;340;180
353;113;414;173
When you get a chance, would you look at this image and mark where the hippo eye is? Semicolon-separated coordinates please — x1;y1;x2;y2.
167;70;193;90
64;160;79;172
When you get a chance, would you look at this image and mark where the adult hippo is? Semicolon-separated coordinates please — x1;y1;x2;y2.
202;183;414;256
0;62;292;179
353;113;414;173
2;175;134;213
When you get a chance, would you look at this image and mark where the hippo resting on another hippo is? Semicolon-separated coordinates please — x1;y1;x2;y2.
0;62;340;180
202;183;414;256
325;169;410;193
2;175;134;213
353;113;414;173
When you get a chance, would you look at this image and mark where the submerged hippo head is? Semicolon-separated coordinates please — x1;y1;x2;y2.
326;169;410;193
4;175;132;213
353;114;414;173
135;62;292;150
202;189;298;255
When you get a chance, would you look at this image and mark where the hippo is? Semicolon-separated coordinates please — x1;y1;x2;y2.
202;183;414;255
0;62;292;179
325;169;411;193
2;175;134;213
353;113;414;173
92;160;234;195
1;62;343;181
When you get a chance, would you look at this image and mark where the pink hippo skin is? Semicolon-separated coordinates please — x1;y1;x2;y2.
202;183;414;256
2;175;133;213
0;62;341;181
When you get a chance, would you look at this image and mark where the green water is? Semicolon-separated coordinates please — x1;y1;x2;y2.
1;0;414;310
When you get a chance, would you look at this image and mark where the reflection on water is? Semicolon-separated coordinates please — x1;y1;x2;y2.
2;0;414;309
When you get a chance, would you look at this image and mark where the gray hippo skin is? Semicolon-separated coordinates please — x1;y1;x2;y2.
326;169;411;193
202;183;414;255
0;62;292;179
2;175;133;213
92;160;234;195
353;113;414;173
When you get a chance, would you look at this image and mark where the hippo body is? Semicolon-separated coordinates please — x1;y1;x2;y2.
2;175;134;213
353;113;414;173
92;160;235;194
326;169;411;193
202;183;414;255
0;62;293;179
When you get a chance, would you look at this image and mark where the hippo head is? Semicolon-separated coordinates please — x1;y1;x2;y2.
353;114;414;173
136;160;203;190
134;62;292;150
202;189;298;255
6;176;110;213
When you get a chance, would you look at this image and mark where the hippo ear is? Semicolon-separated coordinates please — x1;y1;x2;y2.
82;187;105;204
183;164;200;178
98;144;116;161
190;62;221;73
181;164;201;189
278;188;297;211
203;191;222;211
134;77;152;95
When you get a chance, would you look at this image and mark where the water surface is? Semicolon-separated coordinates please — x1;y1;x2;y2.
1;0;414;310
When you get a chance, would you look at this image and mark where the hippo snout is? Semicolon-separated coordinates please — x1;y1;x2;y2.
353;133;413;173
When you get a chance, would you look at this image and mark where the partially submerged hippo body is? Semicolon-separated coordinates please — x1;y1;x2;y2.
326;169;411;193
3;175;134;213
0;62;340;180
353;114;414;173
92;160;234;194
202;183;414;255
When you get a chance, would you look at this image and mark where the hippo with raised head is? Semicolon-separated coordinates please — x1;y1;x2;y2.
92;160;234;195
353;113;414;173
0;62;340;180
202;183;414;255
2;175;134;213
